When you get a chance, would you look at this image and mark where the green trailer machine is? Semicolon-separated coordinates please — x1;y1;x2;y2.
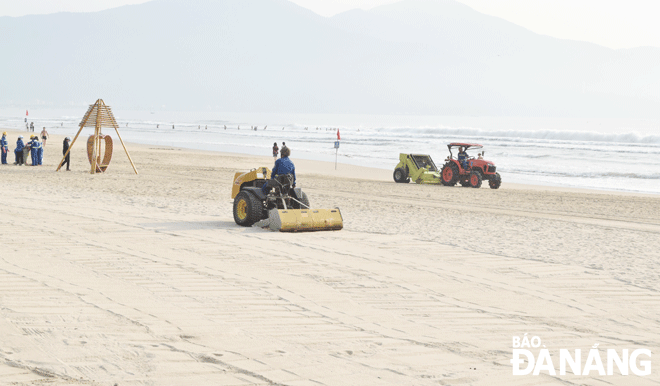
392;153;442;184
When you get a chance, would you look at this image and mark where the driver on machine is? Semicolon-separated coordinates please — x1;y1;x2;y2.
261;146;296;195
458;146;469;170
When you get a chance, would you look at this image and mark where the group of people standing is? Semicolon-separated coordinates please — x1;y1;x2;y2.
2;130;72;171
2;132;45;166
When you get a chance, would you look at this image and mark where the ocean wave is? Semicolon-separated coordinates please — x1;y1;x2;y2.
373;127;660;145
506;168;660;180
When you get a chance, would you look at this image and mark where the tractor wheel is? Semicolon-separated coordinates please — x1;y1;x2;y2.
441;163;459;186
489;172;502;189
469;170;483;188
233;191;263;226
393;167;409;183
294;191;310;209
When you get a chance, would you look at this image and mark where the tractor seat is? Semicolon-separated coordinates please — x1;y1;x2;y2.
270;174;294;192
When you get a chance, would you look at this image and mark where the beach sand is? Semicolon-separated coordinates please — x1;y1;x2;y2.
1;129;659;385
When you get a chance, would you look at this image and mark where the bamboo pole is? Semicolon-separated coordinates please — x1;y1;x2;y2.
56;99;137;174
55;124;83;171
91;123;99;174
113;126;138;174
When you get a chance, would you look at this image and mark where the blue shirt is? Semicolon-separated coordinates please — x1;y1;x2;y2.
272;156;296;184
0;136;7;148
15;139;24;152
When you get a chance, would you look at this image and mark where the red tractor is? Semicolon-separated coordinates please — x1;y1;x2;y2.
440;143;501;189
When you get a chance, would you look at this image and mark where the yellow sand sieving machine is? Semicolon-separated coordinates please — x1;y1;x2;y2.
231;167;343;232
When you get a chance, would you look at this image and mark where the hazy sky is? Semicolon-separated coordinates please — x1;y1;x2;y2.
1;0;658;49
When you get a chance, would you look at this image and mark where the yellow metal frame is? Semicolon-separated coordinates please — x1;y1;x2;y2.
231;167;271;198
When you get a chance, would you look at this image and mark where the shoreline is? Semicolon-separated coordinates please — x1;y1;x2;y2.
2;127;657;198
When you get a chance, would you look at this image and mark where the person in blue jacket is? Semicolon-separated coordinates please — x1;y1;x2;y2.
38;137;44;165
1;132;8;164
457;146;469;170
14;135;25;165
31;137;42;166
27;135;36;165
262;146;296;195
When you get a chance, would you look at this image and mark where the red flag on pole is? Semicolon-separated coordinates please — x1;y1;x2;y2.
26;110;28;116
337;129;341;140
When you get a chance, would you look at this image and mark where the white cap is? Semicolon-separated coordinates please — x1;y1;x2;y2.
65;137;71;140
18;135;23;138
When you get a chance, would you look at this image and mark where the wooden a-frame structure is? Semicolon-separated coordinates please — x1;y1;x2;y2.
56;99;138;174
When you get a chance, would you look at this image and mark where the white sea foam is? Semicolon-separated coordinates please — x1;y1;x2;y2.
373;126;660;144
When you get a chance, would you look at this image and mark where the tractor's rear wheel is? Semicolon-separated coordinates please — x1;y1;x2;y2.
441;163;459;186
469;170;483;188
233;191;263;226
393;167;409;183
489;172;502;189
293;191;310;209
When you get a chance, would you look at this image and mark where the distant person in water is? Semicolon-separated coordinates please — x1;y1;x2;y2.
272;142;279;160
477;152;483;160
30;122;34;132
40;127;49;147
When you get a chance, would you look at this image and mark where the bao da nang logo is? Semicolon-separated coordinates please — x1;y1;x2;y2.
511;334;651;376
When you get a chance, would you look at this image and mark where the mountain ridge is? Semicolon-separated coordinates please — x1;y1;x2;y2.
1;0;658;117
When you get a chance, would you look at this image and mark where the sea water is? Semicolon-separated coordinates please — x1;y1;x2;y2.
2;108;659;194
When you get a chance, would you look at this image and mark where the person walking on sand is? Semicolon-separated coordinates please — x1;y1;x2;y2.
14;135;25;165
60;137;71;171
40;127;49;147
272;142;279;160
1;132;8;164
30;122;34;132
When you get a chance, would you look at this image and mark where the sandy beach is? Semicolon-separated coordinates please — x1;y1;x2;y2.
1;128;659;385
